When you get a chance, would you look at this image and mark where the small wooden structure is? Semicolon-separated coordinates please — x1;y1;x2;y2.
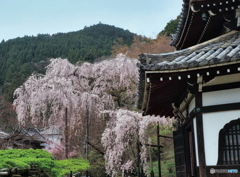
40;126;62;146
0;128;46;150
137;0;240;177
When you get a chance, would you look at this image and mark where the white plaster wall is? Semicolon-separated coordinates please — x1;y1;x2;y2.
46;134;62;144
182;110;187;118
203;73;240;86
203;88;240;106
193;117;199;166
203;110;240;165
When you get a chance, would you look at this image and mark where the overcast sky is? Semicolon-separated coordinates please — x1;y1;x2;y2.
0;0;183;41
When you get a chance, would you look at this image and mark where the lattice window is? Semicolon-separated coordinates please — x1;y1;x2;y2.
218;118;240;165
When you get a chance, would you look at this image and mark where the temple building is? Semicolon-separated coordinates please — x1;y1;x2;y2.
137;0;240;176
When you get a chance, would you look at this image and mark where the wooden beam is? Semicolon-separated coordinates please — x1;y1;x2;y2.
195;84;207;177
157;125;162;177
202;102;240;113
87;141;104;155
158;135;173;139
140;143;163;148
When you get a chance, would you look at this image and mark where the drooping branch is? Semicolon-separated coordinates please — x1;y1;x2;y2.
101;109;174;176
13;55;139;160
87;141;104;155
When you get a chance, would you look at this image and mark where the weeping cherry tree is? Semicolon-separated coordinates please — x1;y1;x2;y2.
13;54;139;159
101;109;174;176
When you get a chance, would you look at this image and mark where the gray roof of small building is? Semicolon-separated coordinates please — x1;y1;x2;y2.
138;31;240;71
40;126;61;135
0;131;9;139
17;128;46;142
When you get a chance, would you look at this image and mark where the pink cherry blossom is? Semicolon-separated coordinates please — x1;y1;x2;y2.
101;109;174;176
13;55;138;159
13;54;174;176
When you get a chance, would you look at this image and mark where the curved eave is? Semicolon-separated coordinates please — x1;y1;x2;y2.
142;61;240;117
176;13;225;50
143;79;187;117
170;0;240;50
170;0;189;47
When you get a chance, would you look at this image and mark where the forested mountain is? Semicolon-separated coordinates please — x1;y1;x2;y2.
0;19;177;176
0;23;135;101
158;15;180;36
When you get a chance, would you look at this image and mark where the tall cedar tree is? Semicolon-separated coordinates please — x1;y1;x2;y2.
0;23;135;101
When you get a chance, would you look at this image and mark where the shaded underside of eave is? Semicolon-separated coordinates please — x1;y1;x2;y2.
175;12;226;50
170;0;240;50
141;62;240;117
143;79;188;117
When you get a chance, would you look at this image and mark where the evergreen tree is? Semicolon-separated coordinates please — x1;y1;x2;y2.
0;24;135;101
158;15;181;36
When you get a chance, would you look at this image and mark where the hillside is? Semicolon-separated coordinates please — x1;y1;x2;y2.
0;23;135;101
0;18;179;176
158;15;180;37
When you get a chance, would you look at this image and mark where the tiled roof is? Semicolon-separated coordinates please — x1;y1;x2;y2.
137;31;240;117
40;126;61;135
0;131;9;139
138;31;240;71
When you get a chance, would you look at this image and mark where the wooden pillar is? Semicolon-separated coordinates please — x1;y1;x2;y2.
137;140;141;177
86;107;89;177
157;125;161;177
195;77;207;177
85;100;92;177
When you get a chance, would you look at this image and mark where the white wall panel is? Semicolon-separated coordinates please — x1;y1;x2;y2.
189;97;195;114
193;117;199;166
203;73;240;86
203;88;240;106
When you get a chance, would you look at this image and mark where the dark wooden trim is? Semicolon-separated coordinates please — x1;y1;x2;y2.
147;63;240;82
181;116;194;130
202;102;240;113
158;135;173;139
195;88;207;177
203;82;240;93
189;108;198;120
184;122;192;176
87;141;104;155
183;122;197;177
143;143;163;148
188;102;240;117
